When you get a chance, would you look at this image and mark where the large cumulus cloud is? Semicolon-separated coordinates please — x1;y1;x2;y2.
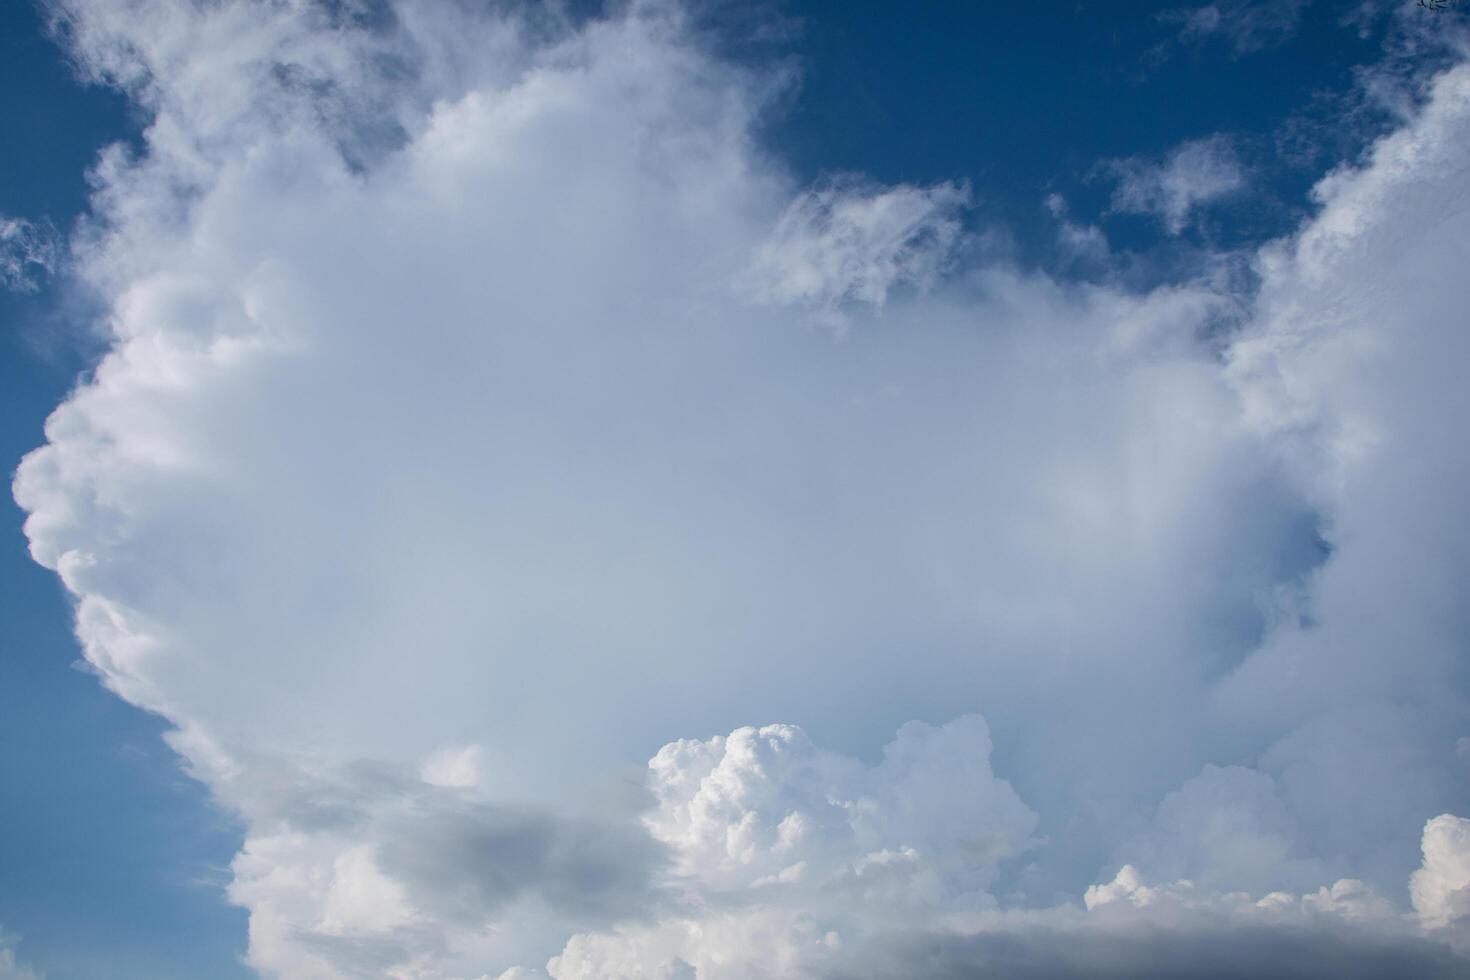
13;0;1470;976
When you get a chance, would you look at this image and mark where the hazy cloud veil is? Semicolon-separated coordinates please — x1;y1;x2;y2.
13;0;1470;976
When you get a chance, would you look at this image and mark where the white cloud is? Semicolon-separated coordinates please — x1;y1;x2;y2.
1108;765;1312;895
1084;863;1392;923
1412;814;1470;932
1215;61;1470;890
419;744;487;790
1168;1;1311;55
0;216;59;292
744;178;969;314
545;717;1034;980
1108;135;1245;234
12;0;1470;976
1045;193;1113;269
644;717;1034;891
0;931;42;980
542;804;1451;980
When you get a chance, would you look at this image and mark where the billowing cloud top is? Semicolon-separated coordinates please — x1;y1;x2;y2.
12;1;1470;977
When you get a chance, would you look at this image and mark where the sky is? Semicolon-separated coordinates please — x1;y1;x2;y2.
2;1;1470;978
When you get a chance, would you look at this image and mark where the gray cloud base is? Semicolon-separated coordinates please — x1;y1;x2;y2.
837;924;1470;980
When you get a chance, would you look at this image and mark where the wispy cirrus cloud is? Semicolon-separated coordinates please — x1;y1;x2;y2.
1104;135;1245;235
0;216;59;293
1163;0;1313;56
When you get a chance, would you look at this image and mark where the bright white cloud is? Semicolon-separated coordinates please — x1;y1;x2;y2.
13;0;1470;977
545;717;1033;980
1412;814;1470;933
644;717;1035;890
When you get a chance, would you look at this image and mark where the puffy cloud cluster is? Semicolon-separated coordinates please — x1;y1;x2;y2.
545;718;1032;979
644;717;1035;891
1412;814;1470;935
13;0;1470;976
536;729;1454;980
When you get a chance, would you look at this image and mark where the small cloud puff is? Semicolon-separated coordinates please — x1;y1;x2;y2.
745;177;969;314
0;216;59;292
546;717;1035;980
1106;135;1244;234
0;930;42;980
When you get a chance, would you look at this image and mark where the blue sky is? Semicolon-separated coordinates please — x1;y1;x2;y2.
766;1;1379;239
1;3;247;976
3;1;1470;978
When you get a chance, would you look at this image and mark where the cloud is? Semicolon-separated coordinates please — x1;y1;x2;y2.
1165;1;1312;55
744;177;970;314
1044;193;1112;272
545;717;1035;980
541;804;1456;980
0;932;42;980
0;216;59;292
12;0;1470;976
1215;59;1470;890
644;717;1035;890
1106;765;1313;895
1106;135;1245;234
834;920;1470;980
1412;814;1470;934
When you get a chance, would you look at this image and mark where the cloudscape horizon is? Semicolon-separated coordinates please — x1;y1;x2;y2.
4;1;1470;977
